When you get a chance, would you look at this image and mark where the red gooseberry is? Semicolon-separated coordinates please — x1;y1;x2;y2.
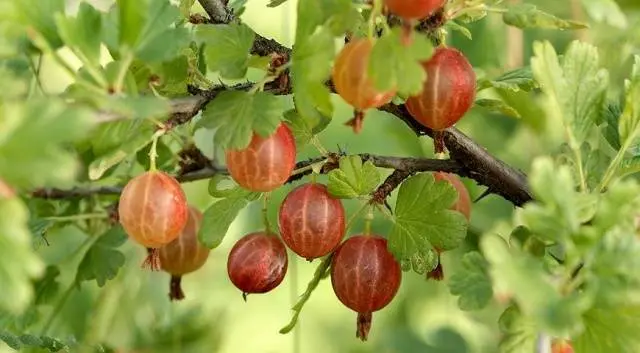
385;0;446;21
159;206;210;301
225;123;296;192
331;234;402;341
118;171;188;270
551;340;574;353
278;183;346;260
406;47;476;131
227;232;288;298
332;38;397;112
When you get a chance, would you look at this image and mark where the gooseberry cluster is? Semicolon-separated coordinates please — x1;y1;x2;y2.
115;1;477;340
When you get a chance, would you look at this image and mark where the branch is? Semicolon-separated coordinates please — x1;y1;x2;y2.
31;155;466;200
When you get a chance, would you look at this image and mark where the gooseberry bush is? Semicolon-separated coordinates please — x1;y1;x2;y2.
1;0;640;352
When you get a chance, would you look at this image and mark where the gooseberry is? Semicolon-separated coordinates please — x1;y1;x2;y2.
331;234;402;341
332;38;397;130
434;172;471;222
406;47;476;131
551;340;574;353
159;206;210;301
118;171;188;270
385;0;446;20
278;183;346;260
227;232;288;298
225;123;296;192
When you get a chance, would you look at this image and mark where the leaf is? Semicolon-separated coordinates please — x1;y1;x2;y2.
481;234;584;335
179;0;196;17
0;197;45;315
112;0;190;63
475;99;521;118
327;156;380;198
617;56;640;152
268;0;289;7
75;225;127;287
448;252;493;311
477;66;538;92
444;21;472;40
600;102;622;150
55;2;103;66
197;23;255;79
13;0;65;49
283;109;313;147
198;191;260;248
497;305;538;353
573;305;640;353
580;0;627;29
368;28;433;96
531;40;609;149
195;91;284;150
503;4;588;30
33;266;60;305
0;99;94;189
295;0;359;41
388;173;468;273
0;331;21;350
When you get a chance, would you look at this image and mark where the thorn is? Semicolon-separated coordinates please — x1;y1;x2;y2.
473;188;492;203
384;200;393;215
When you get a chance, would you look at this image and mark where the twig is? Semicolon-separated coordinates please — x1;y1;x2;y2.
30;155;465;200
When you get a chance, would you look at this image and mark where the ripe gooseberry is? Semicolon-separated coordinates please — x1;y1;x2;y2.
278;183;346;260
332;38;397;133
227;232;288;298
225;123;296;192
331;235;402;341
551;340;574;353
385;0;446;21
159;206;210;301
427;172;472;281
406;47;476;131
118;171;188;270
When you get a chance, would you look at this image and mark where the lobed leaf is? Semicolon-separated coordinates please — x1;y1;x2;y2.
198;190;260;248
195;91;285;150
197;23;255;79
503;4;588;30
75;225;127;287
477;66;538;92
448;252;493;311
474;99;521;118
327;156;380;199
388;173;467;273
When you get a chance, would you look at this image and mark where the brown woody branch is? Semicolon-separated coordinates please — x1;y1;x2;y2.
30;155;464;200
89;0;532;207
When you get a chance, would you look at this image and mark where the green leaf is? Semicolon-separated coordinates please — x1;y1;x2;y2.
55;2;103;66
112;0;190;63
481;234;584;335
198;191;259;248
268;0;289;7
517;157;583;242
474;99;521;118
368;28;433;96
531;40;609;149
295;0;359;41
573;305;640;353
600;102;622;150
448;252;493;311
0;197;45;315
197;23;255;79
617;156;640;179
503;4;588;30
33;265;60;305
497;305;538;353
580;0;627;29
179;0;196;17
388;173;468;273
327;156;380;198
13;0;65;49
195;91;284;150
0;99;94;189
444;21;472;40
75;225;127;287
617;56;640;152
283;110;313;147
0;331;21;350
477;66;538;92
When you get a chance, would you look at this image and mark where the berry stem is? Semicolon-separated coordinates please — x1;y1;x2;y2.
44;212;109;222
262;192;272;234
363;205;374;235
279;253;334;334
367;0;383;39
311;136;329;156
148;129;166;172
345;201;371;234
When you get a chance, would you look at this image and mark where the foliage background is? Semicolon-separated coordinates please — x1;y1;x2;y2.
2;0;640;352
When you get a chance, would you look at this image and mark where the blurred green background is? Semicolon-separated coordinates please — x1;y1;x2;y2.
4;0;640;352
